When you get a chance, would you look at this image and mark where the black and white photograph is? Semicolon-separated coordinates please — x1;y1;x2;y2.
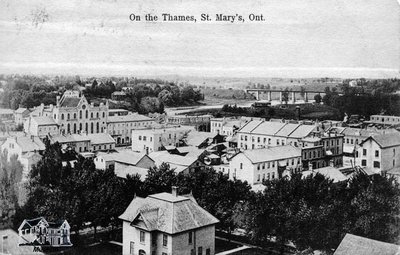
0;0;399;254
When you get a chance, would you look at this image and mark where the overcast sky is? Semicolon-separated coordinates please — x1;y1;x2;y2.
0;0;399;78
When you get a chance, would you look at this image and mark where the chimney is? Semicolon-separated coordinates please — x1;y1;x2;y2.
145;147;149;155
56;96;60;106
171;186;178;197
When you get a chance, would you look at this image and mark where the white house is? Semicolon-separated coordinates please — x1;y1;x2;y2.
229;145;302;186
355;132;400;174
24;116;59;138
131;126;194;153
1;136;45;181
119;187;219;255
14;107;31;126
18;217;71;247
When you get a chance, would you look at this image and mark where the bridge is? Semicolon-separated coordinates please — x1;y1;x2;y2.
244;88;344;103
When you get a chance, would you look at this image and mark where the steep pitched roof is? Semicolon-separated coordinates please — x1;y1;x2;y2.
239;145;301;164
367;133;400;148
334;233;400;255
119;192;219;234
59;97;81;107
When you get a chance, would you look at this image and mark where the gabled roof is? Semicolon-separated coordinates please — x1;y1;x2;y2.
274;123;300;137
361;132;400;148
15;107;30;114
115;163;148;180
13;136;46;152
334;233;400;255
32;116;57;126
149;151;200;173
119;192;219;234
59;97;81;107
238;145;301;164
186;131;218;147
289;124;316;138
238;120;263;133
251;121;285;135
98;151;153;166
83;133;115;145
302;166;348;183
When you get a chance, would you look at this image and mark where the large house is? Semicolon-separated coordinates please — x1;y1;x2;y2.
31;90;109;135
24;116;59;138
119;187;219;255
107;113;155;146
1;136;45;180
18;217;71;247
229;145;302;186
355;132;400;174
131;126;194;153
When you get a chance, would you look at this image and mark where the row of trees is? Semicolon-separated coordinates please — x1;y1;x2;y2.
321;84;400;117
243;173;400;253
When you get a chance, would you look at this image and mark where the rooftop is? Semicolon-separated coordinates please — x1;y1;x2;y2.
362;132;400;148
59;97;81;108
108;113;153;123
302;166;349;183
333;233;400;255
119;190;219;234
239;145;301;163
32;116;57;126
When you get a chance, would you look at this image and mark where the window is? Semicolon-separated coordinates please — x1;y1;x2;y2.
363;149;367;156
140;231;145;243
373;161;380;168
198;247;203;255
375;150;379;157
139;136;142;141
188;231;193;244
130;242;134;255
272;172;275;179
257;174;260;181
61;114;64;120
79;110;82;119
163;234;167;246
206;249;211;255
240;163;243;169
361;159;367;166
